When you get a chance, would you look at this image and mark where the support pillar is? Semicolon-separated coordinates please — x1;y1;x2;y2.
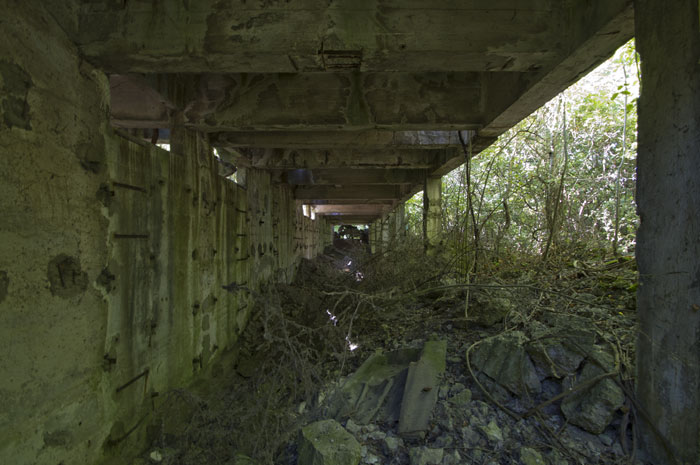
381;216;391;250
369;221;379;254
423;176;442;253
394;203;406;240
634;1;700;463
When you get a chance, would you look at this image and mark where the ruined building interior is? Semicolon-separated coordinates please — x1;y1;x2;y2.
0;1;698;464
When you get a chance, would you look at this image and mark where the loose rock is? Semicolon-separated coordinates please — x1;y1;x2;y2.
298;420;362;465
520;447;546;465
470;332;541;397
560;348;624;434
479;419;504;444
408;447;444;465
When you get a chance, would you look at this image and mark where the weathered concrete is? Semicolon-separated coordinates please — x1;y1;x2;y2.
398;340;447;437
298;420;361;465
315;205;389;216
0;5;330;464
220;147;457;171
634;1;700;463
76;1;559;73
0;4;113;463
183;72;483;131
295;185;408;202
212;130;465;150
278;169;427;186
332;348;421;424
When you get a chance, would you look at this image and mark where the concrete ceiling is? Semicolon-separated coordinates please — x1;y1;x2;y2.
74;0;634;224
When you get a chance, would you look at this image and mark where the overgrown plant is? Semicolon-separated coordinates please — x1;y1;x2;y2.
406;40;640;272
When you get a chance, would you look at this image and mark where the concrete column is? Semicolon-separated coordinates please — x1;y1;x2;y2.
169;111;186;155
634;1;700;463
394;203;406;239
326;223;334;249
381;216;391;249
369;221;379;254
423;176;442;253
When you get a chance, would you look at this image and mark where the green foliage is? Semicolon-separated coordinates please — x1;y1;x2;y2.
407;40;640;270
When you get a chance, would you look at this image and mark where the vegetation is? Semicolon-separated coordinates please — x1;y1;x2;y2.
406;40;640;275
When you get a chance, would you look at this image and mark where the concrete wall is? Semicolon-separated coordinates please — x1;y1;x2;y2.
0;4;329;464
634;1;700;463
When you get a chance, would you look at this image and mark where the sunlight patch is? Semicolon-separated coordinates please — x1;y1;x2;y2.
326;309;338;326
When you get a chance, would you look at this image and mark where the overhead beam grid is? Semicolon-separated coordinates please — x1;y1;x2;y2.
94;0;634;223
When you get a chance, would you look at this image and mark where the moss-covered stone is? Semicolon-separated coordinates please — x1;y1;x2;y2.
298;420;361;465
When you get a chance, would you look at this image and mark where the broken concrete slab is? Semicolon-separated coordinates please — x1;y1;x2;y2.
470;332;541;397
298;420;361;465
560;347;624;434
330;340;447;437
527;336;585;379
331;347;421;424
398;340;447;437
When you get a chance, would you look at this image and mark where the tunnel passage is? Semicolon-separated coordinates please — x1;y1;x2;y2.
0;1;698;465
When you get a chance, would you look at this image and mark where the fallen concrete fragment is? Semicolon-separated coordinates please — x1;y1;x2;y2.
298;420;361;465
560;347;624;434
398;340;447;437
331;348;421;424
470;332;541;397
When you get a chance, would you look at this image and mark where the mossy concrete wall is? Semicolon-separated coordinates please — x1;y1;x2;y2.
0;4;329;464
0;3;114;463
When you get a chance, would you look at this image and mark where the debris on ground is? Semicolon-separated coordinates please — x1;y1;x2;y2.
139;238;643;465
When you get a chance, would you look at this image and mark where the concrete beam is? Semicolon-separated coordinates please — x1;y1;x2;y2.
325;215;378;225
279;169;427;185
294;185;405;201
212;130;464;150
314;205;389;215
423;176;442;253
219;147;457;170
302;199;396;206
109;75;174;128
77;1;558;73
175;72;483;131
475;0;634;148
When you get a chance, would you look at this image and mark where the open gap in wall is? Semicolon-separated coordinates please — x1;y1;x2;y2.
213;147;238;184
302;204;316;220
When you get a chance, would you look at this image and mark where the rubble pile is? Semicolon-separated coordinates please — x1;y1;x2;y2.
141;244;640;465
